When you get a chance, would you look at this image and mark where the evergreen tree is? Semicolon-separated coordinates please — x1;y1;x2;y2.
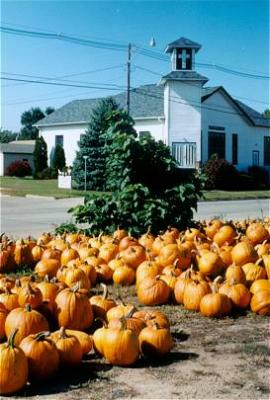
20;107;55;139
72;97;118;190
52;144;66;171
33;136;48;177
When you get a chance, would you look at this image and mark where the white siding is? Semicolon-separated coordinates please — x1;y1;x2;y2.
164;81;202;162
39;124;87;167
0;152;3;176
134;118;165;142
201;91;270;172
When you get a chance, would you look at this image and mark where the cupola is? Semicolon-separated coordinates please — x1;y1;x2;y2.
165;37;201;71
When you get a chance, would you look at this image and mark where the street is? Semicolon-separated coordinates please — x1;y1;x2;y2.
0;195;269;238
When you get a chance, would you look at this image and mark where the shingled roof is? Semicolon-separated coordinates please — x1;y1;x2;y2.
165;37;201;53
36;84;270;128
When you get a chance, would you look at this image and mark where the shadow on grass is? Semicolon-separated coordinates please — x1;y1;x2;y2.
17;360;112;397
171;330;190;342
134;350;199;368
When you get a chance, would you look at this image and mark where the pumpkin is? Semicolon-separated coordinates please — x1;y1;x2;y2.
158;244;180;268
138;232;155;250
250;289;270;315
90;284;116;319
14;239;31;267
36;276;59;303
162;259;182;277
0;244;13;273
51;327;82;366
66;329;93;355
183;279;211;312
225;264;246;284
5;304;49;346
99;243;118;263
108;257;125;271
11;279;22;295
0;302;7;340
0;275;15;292
92;321;108;356
95;263;113;282
79;262;97;285
31;244;44;262
78;244;98;262
204;219;223;239
133;310;170;328
219;280;251;309
121;245;146;269
42;247;61;261
184;228;204;242
139;323;173;356
262;254;270;279
152;235;174;256
119;235;138;251
20;331;59;381
213;225;236;246
106;302;136;322
0;329;28;395
174;269;193;305
177;244;192;270
137;276;170;306
55;283;93;330
108;308;146;336
18;283;43;309
200;289;232;317
231;242;257;266
0;288;19;311
246;223;269;245
65;232;80;245
242;262;267;285
47;237;67;252
60;245;79;266
35;258;61;278
160;272;177;293
64;265;91;290
103;318;140;366
37;232;52;245
197;251;224;277
217;245;233;267
113;264;135;285
136;261;161;286
250;279;270;295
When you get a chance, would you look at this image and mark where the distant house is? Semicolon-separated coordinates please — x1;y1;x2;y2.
0;140;35;176
36;37;270;174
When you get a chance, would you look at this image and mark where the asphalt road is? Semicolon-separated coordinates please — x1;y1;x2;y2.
1;195;269;238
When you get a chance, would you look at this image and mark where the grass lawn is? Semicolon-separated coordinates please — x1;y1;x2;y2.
0;176;269;200
0;176;86;198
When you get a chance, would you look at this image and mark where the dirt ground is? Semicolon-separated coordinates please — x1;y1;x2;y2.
6;285;270;400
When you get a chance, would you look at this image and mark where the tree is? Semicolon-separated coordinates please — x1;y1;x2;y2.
0;128;17;143
33;136;48;178
52;144;66;171
72;97;118;190
262;109;270;119
20;107;55;140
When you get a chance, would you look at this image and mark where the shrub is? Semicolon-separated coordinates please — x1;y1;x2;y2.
51;144;66;171
36;167;58;180
203;157;240;190
6;160;32;177
247;166;269;186
33;136;48;178
70;179;204;236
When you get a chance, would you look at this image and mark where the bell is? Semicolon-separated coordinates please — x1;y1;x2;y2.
149;37;156;47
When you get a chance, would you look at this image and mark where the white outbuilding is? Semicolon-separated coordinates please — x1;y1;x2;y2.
36;37;270;175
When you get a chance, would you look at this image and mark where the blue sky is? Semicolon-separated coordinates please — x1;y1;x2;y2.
1;0;269;131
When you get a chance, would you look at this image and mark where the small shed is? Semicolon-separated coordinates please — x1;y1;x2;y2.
0;140;35;176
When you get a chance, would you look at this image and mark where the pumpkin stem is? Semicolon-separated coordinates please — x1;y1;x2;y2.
125;306;137;318
25;303;32;312
35;331;51;341
101;283;108;299
71;281;80;293
44;275;50;283
94;317;108;328
59;326;68;339
7;329;19;348
15;278;21;288
119;316;127;330
213;275;223;285
256;258;263;265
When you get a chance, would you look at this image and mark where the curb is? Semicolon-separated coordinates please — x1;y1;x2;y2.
25;194;56;200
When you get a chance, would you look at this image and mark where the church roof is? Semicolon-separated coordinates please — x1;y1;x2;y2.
36;84;270;128
160;71;209;84
165;37;201;53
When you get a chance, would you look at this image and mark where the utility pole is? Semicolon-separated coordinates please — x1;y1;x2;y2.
127;43;132;115
83;155;88;191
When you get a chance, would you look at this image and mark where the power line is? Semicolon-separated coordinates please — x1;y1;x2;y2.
2;75;267;120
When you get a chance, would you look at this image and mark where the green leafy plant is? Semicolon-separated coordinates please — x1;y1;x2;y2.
51;144;66;171
203;156;240;190
33;136;48;178
54;222;78;235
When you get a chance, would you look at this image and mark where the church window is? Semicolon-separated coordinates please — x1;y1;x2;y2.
55;135;64;147
208;130;225;159
264;136;270;165
232;134;238;165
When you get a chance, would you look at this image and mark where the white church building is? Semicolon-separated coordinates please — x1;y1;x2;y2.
36;37;270;174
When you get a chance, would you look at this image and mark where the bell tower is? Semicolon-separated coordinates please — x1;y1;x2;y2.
161;37;208;168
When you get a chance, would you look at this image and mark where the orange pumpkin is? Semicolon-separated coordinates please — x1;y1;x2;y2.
0;329;28;395
225;264;246;284
174;269;193;305
231;242;257;266
246;223;269;245
250;289;270;315
139;323;173;356
66;329;93;355
213;225;236;246
35;258;61;278
197;251;224;277
242;262;267;285
133;310;170;328
183;279;211;311
0;288;19;312
0;302;7;340
137;276;170;306
250;279;270;295
219;280;251;309
51;327;82;366
18;283;43;309
200;290;232;317
95;263;113;282
121;245;146;269
90;284;116;319
113;264;135;285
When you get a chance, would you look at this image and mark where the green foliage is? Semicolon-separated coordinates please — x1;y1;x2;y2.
52;144;66;171
20;107;55;140
0;128;17;143
36;167;58;180
70;177;204;236
54;222;78;235
203;157;240;190
33;136;48;178
262;108;270;119
72;98;118;191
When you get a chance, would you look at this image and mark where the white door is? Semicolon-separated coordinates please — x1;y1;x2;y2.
172;142;196;168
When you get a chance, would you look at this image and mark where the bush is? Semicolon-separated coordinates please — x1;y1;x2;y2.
33;136;48;178
6;160;32;177
51;144;66;171
36;167;58;179
70;178;204;236
203;157;240;190
247;166;269;186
